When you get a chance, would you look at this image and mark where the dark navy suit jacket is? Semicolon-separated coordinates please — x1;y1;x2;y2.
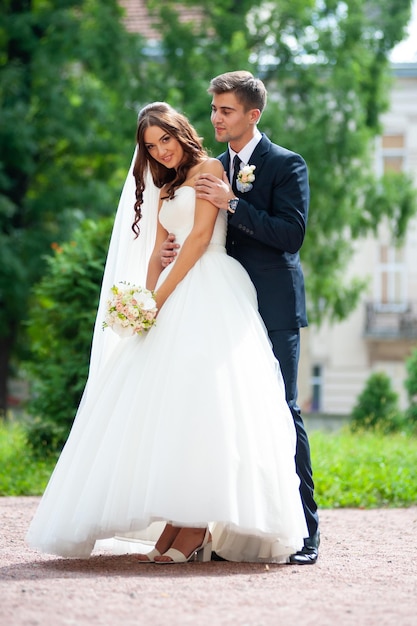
219;133;309;332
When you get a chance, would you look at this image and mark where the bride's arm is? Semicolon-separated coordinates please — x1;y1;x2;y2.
154;158;223;310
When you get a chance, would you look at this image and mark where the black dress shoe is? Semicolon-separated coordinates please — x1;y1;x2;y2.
211;551;227;561
288;531;320;565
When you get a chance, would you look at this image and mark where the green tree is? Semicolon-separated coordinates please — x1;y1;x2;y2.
142;0;417;322
0;0;144;413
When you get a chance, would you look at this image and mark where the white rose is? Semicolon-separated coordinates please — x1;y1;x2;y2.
112;324;135;338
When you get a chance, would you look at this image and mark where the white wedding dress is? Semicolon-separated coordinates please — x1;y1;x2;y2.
26;185;307;562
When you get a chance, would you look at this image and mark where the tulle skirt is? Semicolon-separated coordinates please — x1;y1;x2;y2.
26;246;307;562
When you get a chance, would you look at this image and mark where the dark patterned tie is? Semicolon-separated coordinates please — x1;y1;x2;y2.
231;155;241;194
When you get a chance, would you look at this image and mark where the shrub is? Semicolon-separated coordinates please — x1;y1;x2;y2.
350;371;403;433
0;419;56;495
404;349;417;426
24;217;113;455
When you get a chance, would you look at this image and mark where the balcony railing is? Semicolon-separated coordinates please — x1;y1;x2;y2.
364;302;417;339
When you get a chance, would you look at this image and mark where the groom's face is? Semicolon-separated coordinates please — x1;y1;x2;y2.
210;92;259;152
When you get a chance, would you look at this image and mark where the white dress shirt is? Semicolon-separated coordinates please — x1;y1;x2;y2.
228;129;262;180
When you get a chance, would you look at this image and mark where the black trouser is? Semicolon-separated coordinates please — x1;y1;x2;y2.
268;328;319;538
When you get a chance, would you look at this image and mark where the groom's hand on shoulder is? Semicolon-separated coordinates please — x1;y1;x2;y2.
195;172;233;211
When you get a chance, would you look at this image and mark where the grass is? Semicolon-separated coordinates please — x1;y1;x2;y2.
1;419;416;507
310;428;417;508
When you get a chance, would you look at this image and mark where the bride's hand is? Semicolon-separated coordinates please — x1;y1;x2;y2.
160;233;180;268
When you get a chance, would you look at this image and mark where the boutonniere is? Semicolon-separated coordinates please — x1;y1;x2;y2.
236;164;256;192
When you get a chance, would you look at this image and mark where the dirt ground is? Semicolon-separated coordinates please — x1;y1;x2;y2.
1;497;416;626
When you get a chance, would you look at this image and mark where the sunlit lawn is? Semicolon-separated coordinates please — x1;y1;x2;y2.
310;429;417;508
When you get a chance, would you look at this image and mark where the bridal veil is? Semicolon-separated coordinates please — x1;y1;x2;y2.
82;150;159;403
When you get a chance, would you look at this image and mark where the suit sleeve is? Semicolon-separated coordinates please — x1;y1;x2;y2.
228;152;309;254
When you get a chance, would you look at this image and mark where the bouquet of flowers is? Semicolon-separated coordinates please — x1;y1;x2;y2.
236;164;256;192
103;282;157;337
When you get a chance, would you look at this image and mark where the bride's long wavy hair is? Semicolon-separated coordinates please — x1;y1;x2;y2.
132;102;207;237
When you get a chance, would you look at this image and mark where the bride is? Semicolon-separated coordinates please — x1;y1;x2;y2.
26;102;307;564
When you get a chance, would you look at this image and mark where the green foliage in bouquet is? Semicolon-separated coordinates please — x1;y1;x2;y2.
24;218;113;456
350;371;404;433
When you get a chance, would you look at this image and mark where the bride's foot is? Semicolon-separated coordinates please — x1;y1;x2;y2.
154;527;212;564
135;524;181;563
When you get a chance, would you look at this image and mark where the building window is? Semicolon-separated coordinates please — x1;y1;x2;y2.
373;132;408;311
311;364;322;412
375;244;407;310
377;133;405;175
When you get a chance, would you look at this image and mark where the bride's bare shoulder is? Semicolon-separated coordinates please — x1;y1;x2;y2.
187;158;223;186
197;157;223;177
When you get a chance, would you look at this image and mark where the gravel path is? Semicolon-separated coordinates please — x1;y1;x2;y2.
1;497;416;626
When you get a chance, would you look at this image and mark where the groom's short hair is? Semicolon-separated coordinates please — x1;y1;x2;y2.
208;71;267;113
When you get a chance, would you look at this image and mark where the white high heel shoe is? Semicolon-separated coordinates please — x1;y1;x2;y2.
136;523;181;563
154;528;212;564
135;548;161;563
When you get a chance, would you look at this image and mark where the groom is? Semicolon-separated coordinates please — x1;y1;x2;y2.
165;71;319;563
200;70;320;565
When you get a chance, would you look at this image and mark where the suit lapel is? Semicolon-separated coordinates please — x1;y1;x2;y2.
218;151;230;180
246;134;270;177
